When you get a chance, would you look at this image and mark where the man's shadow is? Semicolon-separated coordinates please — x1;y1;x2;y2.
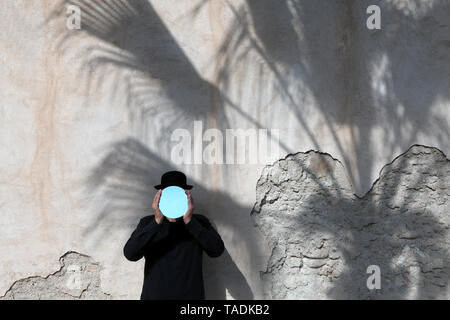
204;248;253;299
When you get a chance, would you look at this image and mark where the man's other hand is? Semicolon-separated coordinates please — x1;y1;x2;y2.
183;190;194;224
152;190;164;224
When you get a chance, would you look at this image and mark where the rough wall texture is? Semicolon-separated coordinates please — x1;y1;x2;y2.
1;0;449;299
1;252;110;300
252;145;449;299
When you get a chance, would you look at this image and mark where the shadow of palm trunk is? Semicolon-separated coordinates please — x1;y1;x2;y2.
215;0;450;194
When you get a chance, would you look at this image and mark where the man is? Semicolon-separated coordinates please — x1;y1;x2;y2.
123;171;225;300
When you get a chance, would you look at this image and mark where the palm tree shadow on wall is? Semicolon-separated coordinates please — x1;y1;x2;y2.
45;0;450;299
47;0;276;153
46;0;259;299
211;0;450;193
211;1;450;297
236;0;450;298
49;0;226;156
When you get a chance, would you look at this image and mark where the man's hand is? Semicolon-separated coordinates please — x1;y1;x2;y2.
183;190;194;224
152;190;164;224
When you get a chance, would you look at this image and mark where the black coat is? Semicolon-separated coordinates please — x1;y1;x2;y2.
123;214;225;300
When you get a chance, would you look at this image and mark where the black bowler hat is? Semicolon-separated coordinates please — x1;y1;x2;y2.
154;171;193;190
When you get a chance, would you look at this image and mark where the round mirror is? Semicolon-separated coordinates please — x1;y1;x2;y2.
158;186;188;219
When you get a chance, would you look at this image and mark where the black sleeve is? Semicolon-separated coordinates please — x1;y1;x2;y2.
123;216;168;261
185;214;225;258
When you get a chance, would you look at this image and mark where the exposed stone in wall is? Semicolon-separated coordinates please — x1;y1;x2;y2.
1;252;111;300
252;145;449;299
